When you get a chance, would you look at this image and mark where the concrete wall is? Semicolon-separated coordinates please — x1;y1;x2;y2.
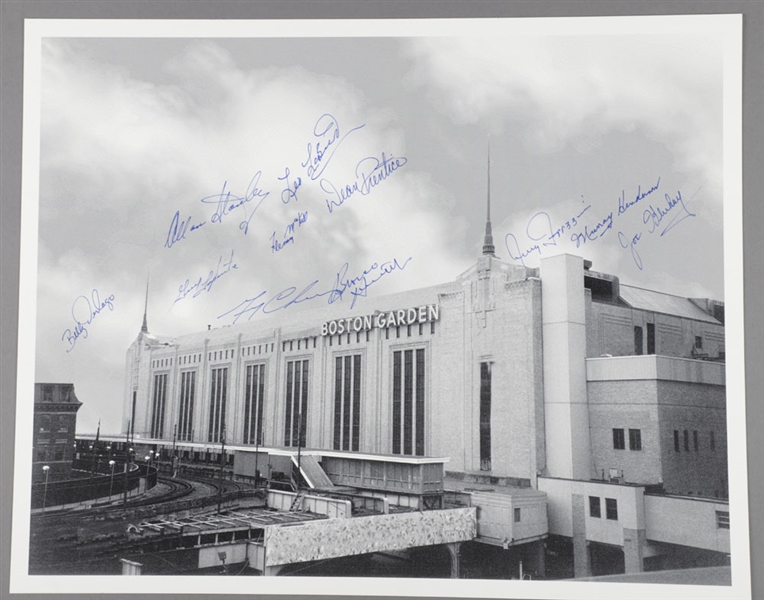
470;490;548;545
587;380;662;485
538;477;644;547
656;381;727;497
263;507;476;567
266;489;351;518
644;494;730;553
587;302;725;360
433;260;544;481
541;255;591;481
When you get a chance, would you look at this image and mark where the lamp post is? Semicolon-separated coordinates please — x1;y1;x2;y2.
108;460;116;502
41;465;50;513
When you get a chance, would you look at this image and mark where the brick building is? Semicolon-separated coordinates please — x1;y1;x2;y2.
120;221;728;576
33;383;82;483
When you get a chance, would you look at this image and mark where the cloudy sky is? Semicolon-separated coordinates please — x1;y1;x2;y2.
30;18;729;434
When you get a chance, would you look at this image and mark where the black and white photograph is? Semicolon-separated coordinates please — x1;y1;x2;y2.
9;13;751;599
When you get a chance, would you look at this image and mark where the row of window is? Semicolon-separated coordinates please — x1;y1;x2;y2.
674;429;716;452
148;350;428;456
612;428;719;454
634;324;705;355
612;428;641;451
589;496;618;521
155;327;438;371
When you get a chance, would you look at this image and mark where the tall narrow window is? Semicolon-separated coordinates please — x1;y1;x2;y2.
284;360;309;447
629;428;642;451
178;371;196;442
647;323;656;354
634;326;643;355
674;429;680;452
613;428;625;450
589;496;601;518
606;498;618;520
150;373;167;439
479;362;492;471
208;367;228;443
243;364;265;445
392;348;426;456
333;355;362;451
684;429;690;452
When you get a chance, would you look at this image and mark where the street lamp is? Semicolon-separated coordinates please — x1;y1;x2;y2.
41;465;50;513
108;460;116;502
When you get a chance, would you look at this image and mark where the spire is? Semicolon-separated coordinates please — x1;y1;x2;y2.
482;137;496;257
141;273;149;333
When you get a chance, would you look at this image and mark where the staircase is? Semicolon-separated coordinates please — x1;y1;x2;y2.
289;491;305;511
290;455;335;490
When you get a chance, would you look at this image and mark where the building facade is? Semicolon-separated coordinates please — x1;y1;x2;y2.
121;250;728;576
33;383;82;483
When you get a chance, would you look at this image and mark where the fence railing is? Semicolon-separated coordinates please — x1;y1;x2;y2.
31;462;156;510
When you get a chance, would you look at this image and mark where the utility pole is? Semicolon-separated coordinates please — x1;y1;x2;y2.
122;421;130;507
296;410;302;491
172;423;177;478
217;424;226;514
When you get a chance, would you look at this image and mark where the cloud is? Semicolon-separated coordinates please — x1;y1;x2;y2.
36;39;465;432
402;34;723;210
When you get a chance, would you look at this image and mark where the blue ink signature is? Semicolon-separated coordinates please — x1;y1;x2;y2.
618;231;644;270
200;172;270;235
62;289;115;353
172;250;238;306
618;186;699;270
644;189;697;237
570;211;614;248
270;211;309;253
322;152;408;213
617;177;661;215
504;204;592;267
218;257;412;324
165;211;206;249
301;113;365;181
331;257;412;309
278;166;303;205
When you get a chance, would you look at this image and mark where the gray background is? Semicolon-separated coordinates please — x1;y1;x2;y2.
1;2;762;599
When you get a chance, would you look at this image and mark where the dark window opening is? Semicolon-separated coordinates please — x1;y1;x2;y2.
684;429;690;452
605;498;618;520
634;326;643;355
333;354;362;452
479;362;492;471
613;428;625;450
629;429;642;451
674;430;680;452
647;323;656;354
284;360;309;447
243;364;265;445
589;496;601;518
207;367;228;443
392;348;426;456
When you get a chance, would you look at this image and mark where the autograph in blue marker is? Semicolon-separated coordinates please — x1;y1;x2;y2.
618;187;699;270
301;113;365;182
173;250;238;306
322;152;408;214
62;289;115;353
218;257;412;324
